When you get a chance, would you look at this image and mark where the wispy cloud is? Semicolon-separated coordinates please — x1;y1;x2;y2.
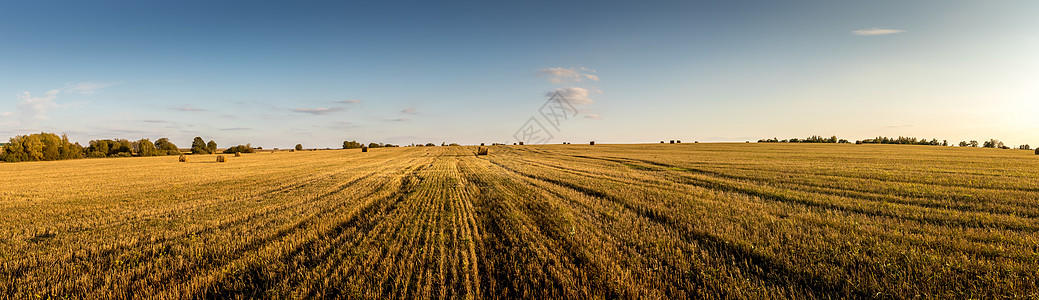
330;121;357;129
385;118;410;122
292;107;347;115
547;87;598;105
64;81;121;94
852;28;906;36
585;113;603;120
17;90;66;121
172;105;207;112
401;107;417;114
884;124;915;128
220;127;251;131
538;67;599;84
335;99;361;104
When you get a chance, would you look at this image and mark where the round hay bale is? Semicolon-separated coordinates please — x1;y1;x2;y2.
178;155;188;162
480;143;485;146
670;140;674;144
1035;148;1038;155
589;141;595;145
216;155;226;162
234;152;241;157
361;147;368;152
519;142;524;146
477;147;489;155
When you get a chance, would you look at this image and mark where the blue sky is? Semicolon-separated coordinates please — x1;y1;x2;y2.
1;1;1037;148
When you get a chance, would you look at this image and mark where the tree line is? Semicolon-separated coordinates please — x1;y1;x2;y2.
342;140;400;149
1;132;263;163
758;135;850;144
0;132;183;162
759;135;1031;149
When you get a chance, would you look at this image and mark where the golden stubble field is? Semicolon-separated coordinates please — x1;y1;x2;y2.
1;143;1037;298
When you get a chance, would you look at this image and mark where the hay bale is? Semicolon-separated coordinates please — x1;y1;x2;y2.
480;143;485;146
677;140;681;143
670;140;674;144
590;141;595;145
179;155;188;162
216;155;226;162
519;142;524;145
361;147;368;152
1035;148;1038;155
477;146;489;155
234;152;241;157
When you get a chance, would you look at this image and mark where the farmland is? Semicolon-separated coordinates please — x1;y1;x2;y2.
1;143;1037;298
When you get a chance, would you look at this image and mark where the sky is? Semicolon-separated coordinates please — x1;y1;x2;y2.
1;1;1037;148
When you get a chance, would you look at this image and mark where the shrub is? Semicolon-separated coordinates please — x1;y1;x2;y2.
179;155;188;162
216;155;226;162
223;144;254;154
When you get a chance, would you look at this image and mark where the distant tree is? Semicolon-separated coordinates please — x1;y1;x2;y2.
982;139;1003;148
425;143;436;147
295;144;303;151
368;142;383;148
1018;144;1031;150
191;137;209;154
942;140;948;147
154;138;180;155
342;140;363;149
207;140;217;154
448;143;461;146
969;140;979;147
137;139;158;156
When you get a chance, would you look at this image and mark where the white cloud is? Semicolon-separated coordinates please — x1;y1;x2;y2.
293;107;347;115
65;81;121;94
585;114;603;120
172;105;207;112
0;112;12;117
336;99;361;104
17;89;64;121
385;118;410;122
538;67;600;84
547;87;597;105
852;28;906;36
401;107;417;114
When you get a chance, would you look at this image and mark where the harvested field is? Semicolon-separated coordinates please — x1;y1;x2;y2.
1;144;1037;298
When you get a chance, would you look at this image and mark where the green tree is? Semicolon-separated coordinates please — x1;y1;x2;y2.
207;140;217;154
192;137;209;154
155;138;180;155
343;140;363;149
137;139;157;156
